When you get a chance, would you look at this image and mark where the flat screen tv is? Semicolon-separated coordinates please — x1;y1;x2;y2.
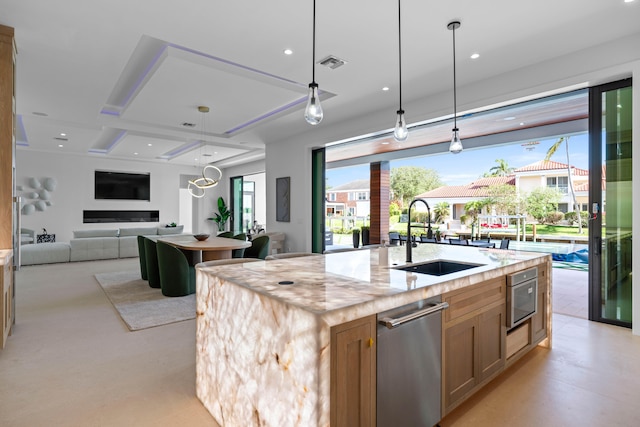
95;170;150;201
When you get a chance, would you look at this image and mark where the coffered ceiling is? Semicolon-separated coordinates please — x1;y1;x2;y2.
2;0;639;168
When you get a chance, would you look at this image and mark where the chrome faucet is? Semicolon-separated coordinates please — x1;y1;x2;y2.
406;198;432;263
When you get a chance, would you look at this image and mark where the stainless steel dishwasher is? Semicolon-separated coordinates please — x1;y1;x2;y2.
377;296;449;427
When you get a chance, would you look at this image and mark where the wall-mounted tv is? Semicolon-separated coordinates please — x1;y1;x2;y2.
95;170;150;201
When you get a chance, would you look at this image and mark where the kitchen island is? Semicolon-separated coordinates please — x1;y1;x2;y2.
195;244;551;426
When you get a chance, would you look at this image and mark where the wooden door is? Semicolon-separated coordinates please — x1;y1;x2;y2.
478;303;506;382
443;315;478;413
331;315;376;427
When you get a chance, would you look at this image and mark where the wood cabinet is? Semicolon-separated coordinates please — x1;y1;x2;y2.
0;24;16;351
442;277;506;415
506;261;551;366
531;263;549;344
0;24;15;249
331;314;376;427
1;251;13;349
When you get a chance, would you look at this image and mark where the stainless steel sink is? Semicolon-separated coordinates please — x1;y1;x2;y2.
393;260;485;276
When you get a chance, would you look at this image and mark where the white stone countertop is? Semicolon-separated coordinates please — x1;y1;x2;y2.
0;249;12;265
197;245;550;327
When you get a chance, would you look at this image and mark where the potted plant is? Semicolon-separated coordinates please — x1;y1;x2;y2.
361;225;370;246
207;197;231;232
352;228;361;248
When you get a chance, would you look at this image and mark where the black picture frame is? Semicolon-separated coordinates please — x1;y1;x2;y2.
276;177;290;222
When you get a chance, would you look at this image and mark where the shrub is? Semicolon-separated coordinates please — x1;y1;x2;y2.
389;202;402;217
545;211;565;224
565;211;588;227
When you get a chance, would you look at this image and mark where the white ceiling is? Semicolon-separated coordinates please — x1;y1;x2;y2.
2;0;639;167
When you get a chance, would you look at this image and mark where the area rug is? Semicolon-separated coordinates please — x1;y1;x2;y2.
94;270;195;331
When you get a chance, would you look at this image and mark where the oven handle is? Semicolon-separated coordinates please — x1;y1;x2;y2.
378;302;449;329
511;278;537;291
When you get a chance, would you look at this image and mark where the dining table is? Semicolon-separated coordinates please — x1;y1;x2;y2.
154;235;251;264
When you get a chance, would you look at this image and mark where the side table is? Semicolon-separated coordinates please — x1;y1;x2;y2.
37;234;55;243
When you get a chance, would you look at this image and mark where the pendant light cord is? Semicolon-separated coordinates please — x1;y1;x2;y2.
452;24;457;129
398;0;402;111
312;0;316;85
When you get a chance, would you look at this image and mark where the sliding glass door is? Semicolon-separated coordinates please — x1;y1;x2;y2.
229;176;243;235
589;79;633;327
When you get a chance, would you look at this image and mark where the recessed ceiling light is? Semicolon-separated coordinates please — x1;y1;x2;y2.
283;49;293;55
147;143;153;147
60;133;66;136
624;0;634;3
134;152;139;155
520;122;525;126
470;53;480;59
382;87;390;91
58;144;63;148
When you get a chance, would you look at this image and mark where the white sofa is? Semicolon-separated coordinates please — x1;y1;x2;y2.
69;229;120;262
21;225;184;265
117;226;183;258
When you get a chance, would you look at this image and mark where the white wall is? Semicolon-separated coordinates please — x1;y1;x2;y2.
16;150;198;242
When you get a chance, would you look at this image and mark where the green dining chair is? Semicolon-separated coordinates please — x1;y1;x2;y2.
243;235;270;260
137;235;148;280
217;231;234;238
232;233;247;258
156;241;195;297
143;237;161;289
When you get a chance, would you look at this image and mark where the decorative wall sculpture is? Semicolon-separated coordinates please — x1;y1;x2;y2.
20;176;57;215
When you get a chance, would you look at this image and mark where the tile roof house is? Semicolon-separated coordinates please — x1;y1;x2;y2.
416;160;591;223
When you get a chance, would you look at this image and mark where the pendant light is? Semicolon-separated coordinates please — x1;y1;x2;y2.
393;0;408;142
304;0;323;125
448;20;463;154
188;106;222;198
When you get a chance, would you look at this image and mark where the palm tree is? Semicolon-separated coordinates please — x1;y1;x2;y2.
433;202;450;224
544;136;582;233
487;159;514;177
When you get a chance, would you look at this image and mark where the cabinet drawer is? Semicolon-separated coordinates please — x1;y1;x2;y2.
444;277;505;323
506;322;530;359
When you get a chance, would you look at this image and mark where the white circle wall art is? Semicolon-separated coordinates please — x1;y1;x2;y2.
28;177;41;189
39;189;51;200
43;177;57;191
26;192;39;199
35;200;47;211
22;204;35;215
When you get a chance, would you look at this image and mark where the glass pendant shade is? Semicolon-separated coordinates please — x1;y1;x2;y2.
393;109;408;142
449;128;463;154
305;83;323;125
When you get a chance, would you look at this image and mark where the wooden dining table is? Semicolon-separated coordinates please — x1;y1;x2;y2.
154;235;251;264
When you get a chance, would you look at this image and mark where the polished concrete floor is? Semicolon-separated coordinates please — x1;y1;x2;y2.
1;259;638;426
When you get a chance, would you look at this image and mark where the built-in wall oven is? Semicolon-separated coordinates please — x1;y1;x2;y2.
506;267;538;329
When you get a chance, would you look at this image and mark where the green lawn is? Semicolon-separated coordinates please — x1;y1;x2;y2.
527;224;589;237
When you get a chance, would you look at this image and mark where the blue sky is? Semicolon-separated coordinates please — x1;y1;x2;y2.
326;134;589;188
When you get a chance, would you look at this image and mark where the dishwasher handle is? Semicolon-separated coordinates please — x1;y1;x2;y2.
378;301;449;329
